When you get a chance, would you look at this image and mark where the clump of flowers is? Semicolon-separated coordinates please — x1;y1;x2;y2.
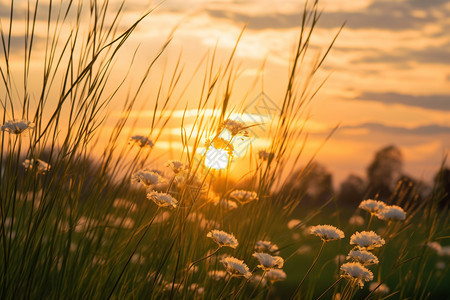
214;198;238;211
221;256;252;278
129;135;154;148
229;190;258;204
207;230;239;248
146;191;178;208
310;225;345;242
221;119;247;136
350;231;385;250
131;169;166;188
359;199;386;214
347;249;379;266
258;150;273;161
165;160;186;174
252;252;284;270
340;262;374;288
265;269;287;283
1;120;34;135
255;240;280;254
376;205;406;221
207;270;228;280
23;159;51;174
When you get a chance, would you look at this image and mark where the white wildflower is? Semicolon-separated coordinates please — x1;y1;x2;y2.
221;256;252;278
265;269;287;283
252;252;284;270
1;120;34;135
131;169;165;188
349;215;364;226
436;261;446;270
347;249;379;266
340;262;373;288
369;282;390;294
310;225;345;242
207;270;228;280
250;274;267;286
376;205;406;221
287;219;302;229
255;240;280;254
214;199;238;211
23;159;50;174
207;230;238;248
221;119;247;136
129;135;154;148
229;190;258;204
350;231;385;250
427;242;442;254
146;191;178;208
440;246;450;256
359;199;386;213
165;160;186;174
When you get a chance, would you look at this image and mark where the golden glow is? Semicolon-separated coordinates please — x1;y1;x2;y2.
204;146;229;170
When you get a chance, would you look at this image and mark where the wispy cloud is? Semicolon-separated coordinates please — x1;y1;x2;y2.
352;92;450;111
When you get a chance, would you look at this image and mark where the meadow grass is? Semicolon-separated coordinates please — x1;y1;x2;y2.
1;0;449;299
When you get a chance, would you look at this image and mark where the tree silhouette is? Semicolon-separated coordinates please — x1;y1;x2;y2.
338;174;366;206
366;145;402;199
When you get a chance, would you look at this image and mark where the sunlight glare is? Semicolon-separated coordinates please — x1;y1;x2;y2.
204;146;229;170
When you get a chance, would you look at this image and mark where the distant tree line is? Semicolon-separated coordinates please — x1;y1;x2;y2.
280;145;450;209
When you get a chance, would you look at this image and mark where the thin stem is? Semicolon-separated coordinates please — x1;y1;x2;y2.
250;270;267;297
106;207;160;300
366;213;374;230
316;277;343;300
217;276;233;300
291;240;326;300
175;246;221;294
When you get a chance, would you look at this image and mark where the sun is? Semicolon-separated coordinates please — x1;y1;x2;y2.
204;146;229;170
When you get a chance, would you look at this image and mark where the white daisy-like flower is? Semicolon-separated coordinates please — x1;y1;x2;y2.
221;256;252;278
340;262;374;288
265;269;287;283
188;283;204;295
369;282;390;294
23;159;51;174
207;230;239;248
207;270;228;280
221;119;247;136
349;215;364;226
252;252;284;270
129;135;154;148
376;205;406;221
309;225;345;242
287;219;302;230
347;249;379;266
359;199;386;213
255;240;280;254
165;160;186;174
131;169;165;188
1;120;34;135
250;275;267;286
229;190;258;204
440;246;450;256
427;241;442;254
350;231;385;250
214;199;238;211
146;191;178;208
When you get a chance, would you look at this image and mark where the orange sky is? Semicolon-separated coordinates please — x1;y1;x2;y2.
2;0;450;186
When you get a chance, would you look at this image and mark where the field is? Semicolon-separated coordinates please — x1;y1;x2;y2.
1;1;449;299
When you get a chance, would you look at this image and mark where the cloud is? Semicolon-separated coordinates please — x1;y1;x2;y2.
353;92;450;111
353;43;450;65
342;122;450;135
203;0;449;31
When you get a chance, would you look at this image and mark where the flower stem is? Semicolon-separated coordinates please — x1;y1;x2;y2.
217;276;233;300
250;270;267;297
291;240;326;300
316;277;343;300
366;213;374;230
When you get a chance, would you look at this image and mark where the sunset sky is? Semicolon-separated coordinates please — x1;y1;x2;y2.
3;0;450;186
